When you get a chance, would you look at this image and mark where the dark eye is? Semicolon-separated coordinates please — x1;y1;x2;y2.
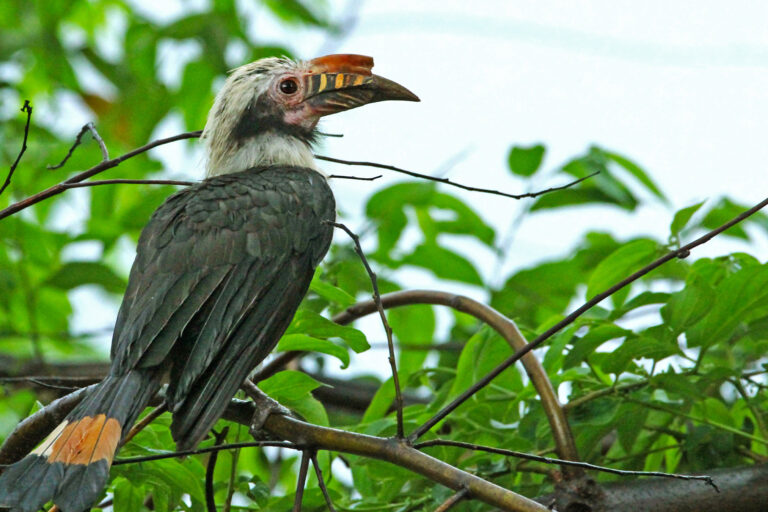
279;78;298;94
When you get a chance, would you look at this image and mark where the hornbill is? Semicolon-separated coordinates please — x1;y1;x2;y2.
0;54;417;512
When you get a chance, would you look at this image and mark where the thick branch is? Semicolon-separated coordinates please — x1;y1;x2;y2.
3;383;765;512
542;464;768;512
232;395;548;512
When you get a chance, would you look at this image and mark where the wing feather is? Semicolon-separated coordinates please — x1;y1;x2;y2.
108;166;335;448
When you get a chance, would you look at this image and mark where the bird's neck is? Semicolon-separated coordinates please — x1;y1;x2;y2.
204;132;319;178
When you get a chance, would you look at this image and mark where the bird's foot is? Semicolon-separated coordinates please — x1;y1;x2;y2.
248;386;291;439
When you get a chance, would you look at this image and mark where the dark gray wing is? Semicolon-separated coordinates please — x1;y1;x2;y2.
109;166;335;448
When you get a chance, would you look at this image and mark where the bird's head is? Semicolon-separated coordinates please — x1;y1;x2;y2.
202;54;419;177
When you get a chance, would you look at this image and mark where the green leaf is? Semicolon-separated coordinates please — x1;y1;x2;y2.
258;370;326;402
604;150;666;202
686;263;768;347
602;336;678;375
390;304;435;380
670;201;706;239
113;477;145;512
508;144;545;176
403;243;483;285
263;0;328;26
45;261;127;294
700;198;768;240
276;334;350;368
564;324;630;369
309;271;356;307
363;377;395;423
661;273;715;333
586;239;658;300
286;309;369;353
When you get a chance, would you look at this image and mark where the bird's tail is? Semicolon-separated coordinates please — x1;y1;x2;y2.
0;370;161;512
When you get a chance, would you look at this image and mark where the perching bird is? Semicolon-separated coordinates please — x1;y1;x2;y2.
0;54;417;512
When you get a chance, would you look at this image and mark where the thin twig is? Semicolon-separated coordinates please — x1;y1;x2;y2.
316;154;598;200
0;100;33;196
112;440;298;466
48;122;108;170
0;130;202;221
206;427;229;512
327;173;382;181
310;452;337;512
293;451;311;512
415;439;719;491
222;425;241;512
327;221;404;439
121;403;168;446
434;487;469;512
60;178;195;189
409;193;768;442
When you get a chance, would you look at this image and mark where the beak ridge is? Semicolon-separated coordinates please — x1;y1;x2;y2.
302;54;419;116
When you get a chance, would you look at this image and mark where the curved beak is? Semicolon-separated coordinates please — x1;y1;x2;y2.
302;54;419;117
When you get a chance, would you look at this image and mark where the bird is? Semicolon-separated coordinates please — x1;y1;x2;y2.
0;53;418;512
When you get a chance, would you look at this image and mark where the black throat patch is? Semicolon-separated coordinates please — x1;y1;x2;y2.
231;92;317;146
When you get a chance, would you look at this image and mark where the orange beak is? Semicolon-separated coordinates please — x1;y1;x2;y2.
301;54;419;116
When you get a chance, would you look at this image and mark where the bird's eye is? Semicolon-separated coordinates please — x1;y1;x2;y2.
279;78;298;95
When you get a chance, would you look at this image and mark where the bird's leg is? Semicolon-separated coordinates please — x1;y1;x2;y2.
242;381;291;438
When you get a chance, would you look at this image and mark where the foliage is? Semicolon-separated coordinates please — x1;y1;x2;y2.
1;1;767;511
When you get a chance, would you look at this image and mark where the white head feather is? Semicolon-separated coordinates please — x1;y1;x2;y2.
201;57;320;178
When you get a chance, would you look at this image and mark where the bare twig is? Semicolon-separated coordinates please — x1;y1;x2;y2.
409;193;768;441
327;221;404;438
434;487;469;512
112;440;298;466
122;403;168;446
60;178;195;189
0;100;33;196
327;173;382;181
316;154;598;200
206;427;229;512
0;130;202;221
293;451;311;512
48;122;109;170
310;452;337;512
415;439;719;491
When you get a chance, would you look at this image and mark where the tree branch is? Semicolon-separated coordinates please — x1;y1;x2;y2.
293;451;311;512
409;193;768;441
315;154;597;200
310;451;337;512
331;290;581;478
3;382;764;512
327;221;405;439
415;439;718;490
60;178;195;189
434;487;469;512
47;122;108;170
0;130;202;221
0;100;33;196
206;427;229;512
251;289;581;477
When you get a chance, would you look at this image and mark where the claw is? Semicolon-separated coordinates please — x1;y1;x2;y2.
248;386;291;439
